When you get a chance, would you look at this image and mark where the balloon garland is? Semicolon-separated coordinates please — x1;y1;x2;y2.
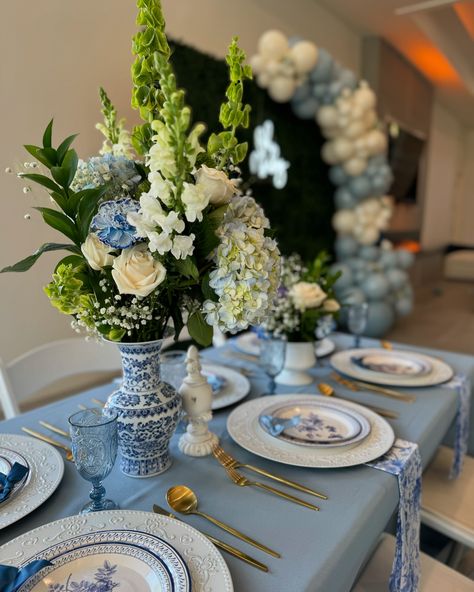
250;31;414;337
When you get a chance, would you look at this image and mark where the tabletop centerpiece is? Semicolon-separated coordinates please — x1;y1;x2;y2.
2;0;280;477
261;252;340;385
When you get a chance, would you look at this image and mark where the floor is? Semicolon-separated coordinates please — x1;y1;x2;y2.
387;280;474;355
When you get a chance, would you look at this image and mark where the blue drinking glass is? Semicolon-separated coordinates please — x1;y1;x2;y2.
260;337;287;395
68;409;119;514
347;302;369;348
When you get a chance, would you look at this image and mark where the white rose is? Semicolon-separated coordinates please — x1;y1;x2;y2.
195;165;238;206
112;243;166;297
81;233;115;271
323;298;340;312
289;281;327;311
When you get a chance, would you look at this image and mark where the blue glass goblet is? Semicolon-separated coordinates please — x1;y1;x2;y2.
68;409;119;514
260;337;287;395
347;302;369;348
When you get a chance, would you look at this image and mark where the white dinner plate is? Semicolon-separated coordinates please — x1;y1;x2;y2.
0;510;233;592
18;530;191;592
235;333;335;358
331;348;454;387
0;434;64;530
227;394;394;468
0;447;31;507
203;363;251;411
259;400;371;448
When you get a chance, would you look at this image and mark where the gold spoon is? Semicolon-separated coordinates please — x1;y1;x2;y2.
166;485;280;558
317;383;399;419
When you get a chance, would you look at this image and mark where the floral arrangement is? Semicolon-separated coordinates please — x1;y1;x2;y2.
261;252;340;342
2;0;280;346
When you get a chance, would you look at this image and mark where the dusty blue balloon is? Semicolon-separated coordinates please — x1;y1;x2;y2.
331;263;353;291
338;68;357;90
353;269;369;285
292;96;319;119
293;81;312;103
335;236;358;259
397;249;415;269
329;165;347;186
371;174;390;194
309;48;334;83
395;297;413;317
386;268;408;290
341;287;366;305
349;175;372;199
359;245;379;262
335;187;356;209
313;82;328;99
361;273;390;300
328;80;344;99
345;257;366;271
365;301;395;337
379;250;398;269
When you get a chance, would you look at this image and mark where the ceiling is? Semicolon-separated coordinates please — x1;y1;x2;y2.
318;0;474;125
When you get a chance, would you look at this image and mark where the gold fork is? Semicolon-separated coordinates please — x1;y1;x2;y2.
21;428;74;462
225;466;319;511
213;445;327;500
39;421;70;439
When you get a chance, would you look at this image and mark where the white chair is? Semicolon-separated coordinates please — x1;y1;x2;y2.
421;446;474;566
353;533;474;591
0;338;122;419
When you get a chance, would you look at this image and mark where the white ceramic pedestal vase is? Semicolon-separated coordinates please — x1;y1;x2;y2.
105;340;181;478
275;341;316;386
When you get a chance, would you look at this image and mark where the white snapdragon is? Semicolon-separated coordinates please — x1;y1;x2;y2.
181;182;209;222
148;171;173;206
147;231;173;255
171;234;195;260
147;121;176;180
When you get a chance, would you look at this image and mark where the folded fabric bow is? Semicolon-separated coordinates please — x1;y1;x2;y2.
0;560;51;592
259;414;301;436
0;462;29;503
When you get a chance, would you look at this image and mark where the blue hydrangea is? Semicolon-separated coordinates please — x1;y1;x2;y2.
71;154;142;200
91;198;140;249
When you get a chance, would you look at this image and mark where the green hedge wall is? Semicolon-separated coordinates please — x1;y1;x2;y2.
170;41;336;259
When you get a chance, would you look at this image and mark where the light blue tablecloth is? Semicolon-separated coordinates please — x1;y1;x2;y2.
0;333;473;592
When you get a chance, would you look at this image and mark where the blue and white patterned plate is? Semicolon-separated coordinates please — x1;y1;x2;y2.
352;352;431;377
18;529;191;592
259;400;371;448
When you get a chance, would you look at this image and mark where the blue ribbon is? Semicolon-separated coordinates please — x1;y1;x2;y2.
366;439;421;592
259;414;301;436
0;463;29;503
0;560;52;592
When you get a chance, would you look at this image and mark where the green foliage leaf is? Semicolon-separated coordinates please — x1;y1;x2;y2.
57;134;78;165
34;207;80;244
42;119;54;148
108;327;127;341
187;310;213;346
54;254;85;272
20;173;62;194
0;243;79;273
201;273;217;302
24;145;57;168
174;257;199;280
50;149;77;189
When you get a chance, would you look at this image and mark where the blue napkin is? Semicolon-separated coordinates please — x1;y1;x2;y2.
206;373;227;394
445;374;471;479
366;439;422;592
0;560;51;592
259;414;301;436
0;462;29;503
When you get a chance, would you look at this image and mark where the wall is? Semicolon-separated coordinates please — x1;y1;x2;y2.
0;0;361;362
451;129;474;246
420;99;464;250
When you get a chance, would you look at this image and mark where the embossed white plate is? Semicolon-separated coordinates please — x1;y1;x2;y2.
331;348;454;387
227;394;394;468
203;364;251;411
235;333;335;358
17;530;191;592
0;510;234;592
0;434;64;529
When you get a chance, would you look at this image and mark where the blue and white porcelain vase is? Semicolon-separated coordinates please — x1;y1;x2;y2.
105;339;181;478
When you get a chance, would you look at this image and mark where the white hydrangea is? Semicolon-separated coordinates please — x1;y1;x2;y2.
203;195;281;332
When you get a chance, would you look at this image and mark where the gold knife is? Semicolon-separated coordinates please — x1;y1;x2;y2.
21;428;74;461
344;378;415;403
39;421;70;439
152;504;268;572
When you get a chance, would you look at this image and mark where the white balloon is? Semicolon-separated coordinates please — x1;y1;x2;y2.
323;125;340;139
344;119;366;139
332;137;354;161
338;114;350;128
258;30;289;60
343;156;367;176
364;198;380;215
333;209;356;233
257;71;271;88
266;59;282;77
355;86;376;110
290;41;318;74
358;226;379;245
337;99;351;115
249;54;265;75
321;142;339;165
317;105;339;128
363;109;377;128
268;75;296;102
365;129;387;154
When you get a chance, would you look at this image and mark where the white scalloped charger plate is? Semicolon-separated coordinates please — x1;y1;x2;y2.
227;394;394;468
0;434;64;529
0;510;233;592
17;530;191;592
235;333;335;358
203;363;250;411
331;348;454;387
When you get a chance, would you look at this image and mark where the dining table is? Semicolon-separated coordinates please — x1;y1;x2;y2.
0;332;472;592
